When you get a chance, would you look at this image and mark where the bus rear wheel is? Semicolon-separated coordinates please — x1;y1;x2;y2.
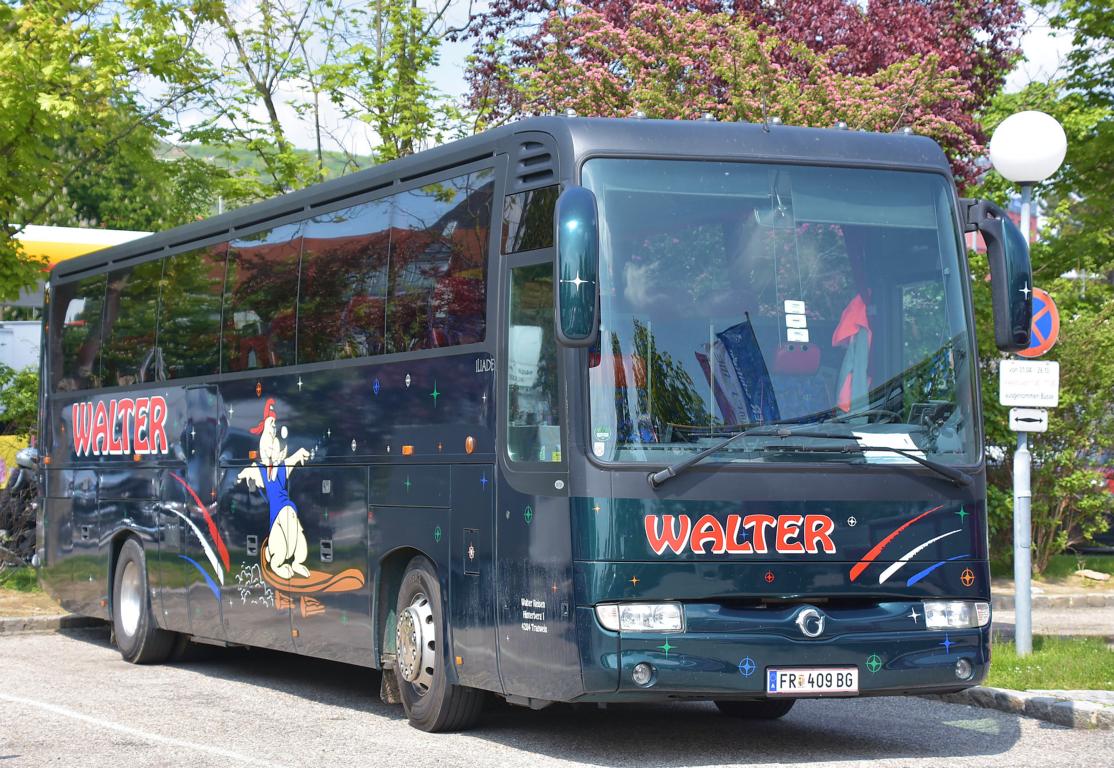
112;538;176;664
715;699;796;719
395;556;484;732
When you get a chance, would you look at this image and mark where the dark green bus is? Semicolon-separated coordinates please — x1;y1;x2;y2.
35;116;1031;731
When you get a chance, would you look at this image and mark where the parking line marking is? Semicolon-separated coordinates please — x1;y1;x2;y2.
0;691;281;767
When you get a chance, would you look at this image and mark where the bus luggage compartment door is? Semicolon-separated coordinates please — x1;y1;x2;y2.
286;466;372;666
449;464;498;691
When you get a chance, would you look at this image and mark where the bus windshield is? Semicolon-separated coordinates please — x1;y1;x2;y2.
582;158;977;466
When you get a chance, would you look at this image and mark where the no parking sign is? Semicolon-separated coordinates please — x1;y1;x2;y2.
1017;287;1059;358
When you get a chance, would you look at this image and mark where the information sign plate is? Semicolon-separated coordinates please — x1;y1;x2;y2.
1009;407;1049;433
999;360;1059;407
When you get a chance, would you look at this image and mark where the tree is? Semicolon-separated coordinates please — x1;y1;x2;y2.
190;0;467;195
31;103;232;232
459;0;1023;181
0;1;216;300
513;3;978;165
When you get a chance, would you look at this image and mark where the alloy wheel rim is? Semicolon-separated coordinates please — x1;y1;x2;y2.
396;592;435;695
119;560;142;638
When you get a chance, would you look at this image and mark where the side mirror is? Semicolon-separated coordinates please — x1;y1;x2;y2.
16;446;39;469
554;186;599;347
963;199;1032;352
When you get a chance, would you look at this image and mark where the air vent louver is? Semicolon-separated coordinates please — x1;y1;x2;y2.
510;134;558;193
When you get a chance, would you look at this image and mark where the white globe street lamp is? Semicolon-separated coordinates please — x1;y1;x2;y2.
987;110;1066;659
989;110;1067;184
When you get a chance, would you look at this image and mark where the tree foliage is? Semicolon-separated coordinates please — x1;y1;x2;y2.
190;0;465;195
969;75;1114;570
0;0;215;300
515;3;977;168
0;365;40;436
460;0;1022;181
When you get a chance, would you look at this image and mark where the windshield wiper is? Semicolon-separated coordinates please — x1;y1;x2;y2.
756;430;972;487
647;424;824;488
647;426;972;488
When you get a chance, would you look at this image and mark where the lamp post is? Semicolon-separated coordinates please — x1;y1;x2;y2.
988;110;1067;656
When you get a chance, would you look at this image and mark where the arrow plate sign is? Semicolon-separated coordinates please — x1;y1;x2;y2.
1009;407;1048;433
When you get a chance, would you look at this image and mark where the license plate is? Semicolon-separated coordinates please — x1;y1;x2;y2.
766;667;859;696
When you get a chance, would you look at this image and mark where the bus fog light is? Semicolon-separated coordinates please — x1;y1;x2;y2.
923;601;984;629
632;662;656;687
955;658;974;680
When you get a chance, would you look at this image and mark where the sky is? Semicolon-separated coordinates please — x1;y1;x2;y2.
241;3;1077;155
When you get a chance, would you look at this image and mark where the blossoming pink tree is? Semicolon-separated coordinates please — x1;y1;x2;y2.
461;0;1022;185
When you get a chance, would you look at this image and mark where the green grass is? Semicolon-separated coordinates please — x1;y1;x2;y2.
0;565;40;592
990;553;1114;581
1040;553;1114;581
988;635;1114;690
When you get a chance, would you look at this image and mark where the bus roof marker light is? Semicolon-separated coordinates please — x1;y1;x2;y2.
565;108;577;117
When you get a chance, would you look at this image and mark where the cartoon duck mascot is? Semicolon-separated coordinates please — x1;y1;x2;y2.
236;398;311;579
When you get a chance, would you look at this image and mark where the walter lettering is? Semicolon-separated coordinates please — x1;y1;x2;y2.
71;396;170;457
644;513;836;556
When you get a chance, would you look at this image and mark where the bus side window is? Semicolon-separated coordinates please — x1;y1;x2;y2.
502;185;558;254
101;260;164;386
506;263;561;463
159;243;228;380
223;224;302;372
387;169;494;352
51;275;107;392
298;199;391;363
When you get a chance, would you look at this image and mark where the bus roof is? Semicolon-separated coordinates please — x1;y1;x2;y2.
51;117;953;283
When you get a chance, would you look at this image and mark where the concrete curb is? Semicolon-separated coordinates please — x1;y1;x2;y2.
992;593;1114;610
0;614;104;635
925;686;1114;730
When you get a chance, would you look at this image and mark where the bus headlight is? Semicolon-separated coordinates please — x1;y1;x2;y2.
922;601;991;629
595;602;684;633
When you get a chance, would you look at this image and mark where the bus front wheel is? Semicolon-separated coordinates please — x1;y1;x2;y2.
395;556;484;732
112;538;176;664
715;699;796;719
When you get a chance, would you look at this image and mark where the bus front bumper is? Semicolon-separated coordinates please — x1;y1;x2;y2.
575;601;991;702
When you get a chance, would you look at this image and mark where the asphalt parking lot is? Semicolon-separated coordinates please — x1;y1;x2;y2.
0;626;1108;768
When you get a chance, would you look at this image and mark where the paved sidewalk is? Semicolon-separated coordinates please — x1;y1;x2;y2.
993;605;1114;640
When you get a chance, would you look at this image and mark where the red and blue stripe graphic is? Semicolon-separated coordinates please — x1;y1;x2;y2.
849;505;971;586
169;472;229;601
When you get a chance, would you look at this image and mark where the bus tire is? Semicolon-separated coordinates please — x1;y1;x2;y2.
715;699;796;719
395;556;484;732
112;538;176;664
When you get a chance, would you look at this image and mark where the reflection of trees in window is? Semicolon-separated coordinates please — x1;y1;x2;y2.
102;260;163;386
297;200;391;363
502;185;557;253
223;225;301;372
631;319;710;439
507;263;560;463
52;275;107;391
160;244;227;379
387;169;493;352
